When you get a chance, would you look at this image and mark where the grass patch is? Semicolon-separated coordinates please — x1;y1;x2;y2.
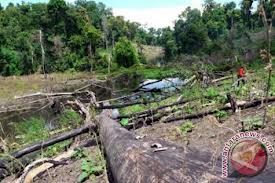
78;150;105;182
43;140;73;157
12;117;49;146
182;84;202;99
243;117;264;131
120;119;129;126
119;105;146;116
179;121;195;134
215;110;229;120
58;109;83;128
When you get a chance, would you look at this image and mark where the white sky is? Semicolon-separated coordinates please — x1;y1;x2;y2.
113;0;204;28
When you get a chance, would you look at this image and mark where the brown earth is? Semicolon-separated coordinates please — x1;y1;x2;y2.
2;105;275;183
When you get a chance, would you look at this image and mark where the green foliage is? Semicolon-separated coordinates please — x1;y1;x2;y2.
203;2;228;40
243;117;264;131
72;148;88;160
114;37;139;68
175;7;209;54
0;0;272;75
160;27;177;59
0;48;21;76
182;84;202;99
215;110;228;119
206;87;219;97
43;140;72;157
94;48;110;70
179;121;195;134
0;1;157;76
12;117;49;145
58;109;83;128
120;104;145;116
120;118;129;126
78;154;105;182
185;104;194;114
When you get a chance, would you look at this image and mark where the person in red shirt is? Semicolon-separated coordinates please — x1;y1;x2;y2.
237;66;246;86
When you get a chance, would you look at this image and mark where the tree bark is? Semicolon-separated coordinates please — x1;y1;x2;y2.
88;42;93;72
97;110;226;183
39;30;46;79
227;93;237;113
11;124;96;159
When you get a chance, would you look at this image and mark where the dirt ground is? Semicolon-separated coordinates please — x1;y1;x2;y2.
135;106;275;182
2;105;275;183
1;146;108;183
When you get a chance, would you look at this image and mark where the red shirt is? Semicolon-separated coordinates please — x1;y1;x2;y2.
239;68;245;77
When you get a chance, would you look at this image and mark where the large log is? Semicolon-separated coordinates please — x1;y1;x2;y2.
211;76;233;83
126;96;275;130
163;96;275;123
0;125;96;180
96;94;171;110
11;124;96;159
117;94;220;120
97;110;230;183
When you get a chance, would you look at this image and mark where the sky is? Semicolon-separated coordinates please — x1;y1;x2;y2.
0;0;243;28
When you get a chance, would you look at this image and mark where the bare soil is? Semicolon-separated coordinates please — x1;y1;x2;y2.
135;106;275;182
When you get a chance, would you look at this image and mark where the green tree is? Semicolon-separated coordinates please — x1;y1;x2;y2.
0;48;21;76
203;1;228;40
160;27;177;59
175;7;208;54
241;0;254;29
114;37;139;68
85;25;102;71
47;0;68;35
16;32;35;74
224;2;241;30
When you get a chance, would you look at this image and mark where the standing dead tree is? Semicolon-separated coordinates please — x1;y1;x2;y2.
39;30;46;79
259;0;275;124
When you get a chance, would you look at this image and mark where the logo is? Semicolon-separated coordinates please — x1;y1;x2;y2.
222;132;274;178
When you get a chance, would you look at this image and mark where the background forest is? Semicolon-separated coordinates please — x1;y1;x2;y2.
0;0;274;76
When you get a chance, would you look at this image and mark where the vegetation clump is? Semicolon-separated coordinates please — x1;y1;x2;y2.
179;121;195;134
114;37;139;68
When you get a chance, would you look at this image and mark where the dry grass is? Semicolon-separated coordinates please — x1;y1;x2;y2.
0;72;94;104
142;45;164;62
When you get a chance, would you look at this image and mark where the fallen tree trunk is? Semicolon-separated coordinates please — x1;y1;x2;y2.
14;91;91;100
97;91;142;104
211;76;233;83
96;94;172;110
164;96;275;123
97;110;228;183
117;94;220;120
0;124;96;180
126;96;275;129
11;124;96;159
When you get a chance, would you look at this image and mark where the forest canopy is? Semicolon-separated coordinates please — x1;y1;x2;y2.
0;0;274;76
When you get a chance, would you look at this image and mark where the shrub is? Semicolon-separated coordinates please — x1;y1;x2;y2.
114;37;139;68
12;117;49;145
243;117;264;131
94;48;110;70
78;152;105;182
215;110;228;119
0;48;21;76
120;119;129;126
179;121;195;134
58;109;82;128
